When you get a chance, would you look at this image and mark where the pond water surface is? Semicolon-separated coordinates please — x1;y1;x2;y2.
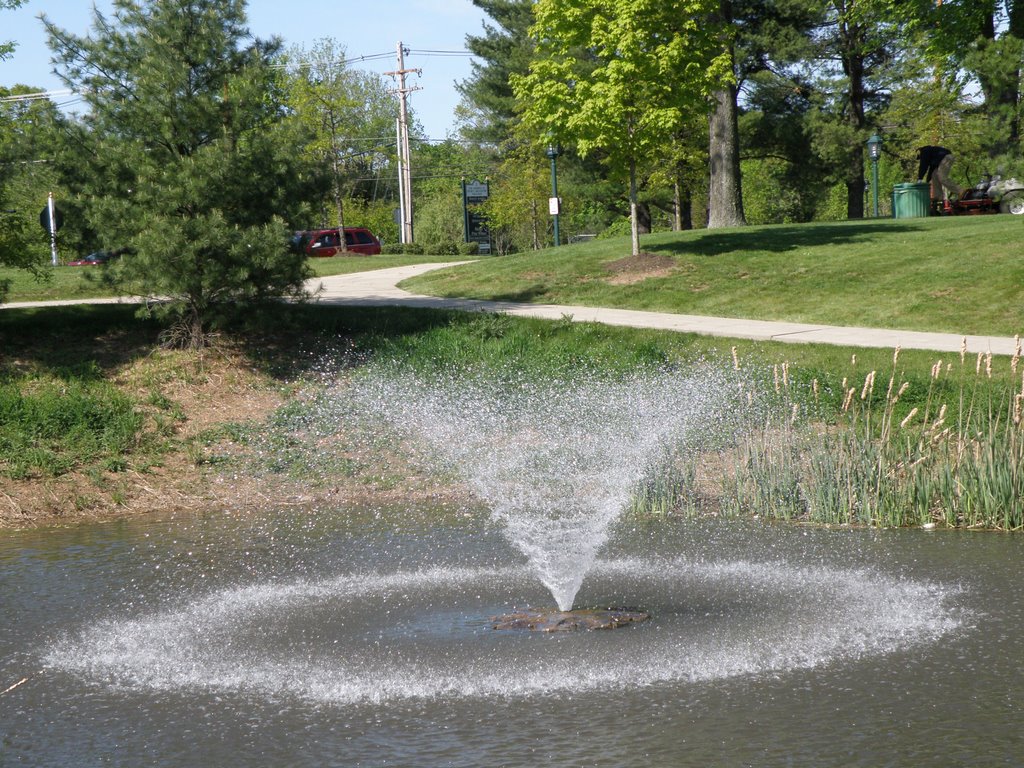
1;507;1022;766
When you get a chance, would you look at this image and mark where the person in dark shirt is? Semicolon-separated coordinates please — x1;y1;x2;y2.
917;145;962;199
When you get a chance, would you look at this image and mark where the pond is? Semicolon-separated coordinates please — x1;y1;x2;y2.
2;507;1021;766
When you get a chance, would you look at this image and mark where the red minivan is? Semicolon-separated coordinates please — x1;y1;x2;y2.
297;228;382;256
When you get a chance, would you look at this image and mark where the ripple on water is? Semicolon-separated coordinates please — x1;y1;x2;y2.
43;557;964;705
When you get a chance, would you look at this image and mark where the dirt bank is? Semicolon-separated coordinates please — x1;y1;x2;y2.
0;340;460;530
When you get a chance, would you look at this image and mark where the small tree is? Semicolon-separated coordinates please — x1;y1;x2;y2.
513;0;731;256
482;145;551;252
44;0;310;347
0;0;40;287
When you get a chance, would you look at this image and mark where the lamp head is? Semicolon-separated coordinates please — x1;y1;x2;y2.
867;134;882;160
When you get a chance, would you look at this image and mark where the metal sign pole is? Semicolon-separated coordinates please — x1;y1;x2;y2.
47;192;58;266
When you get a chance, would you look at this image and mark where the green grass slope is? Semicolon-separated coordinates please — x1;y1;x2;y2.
403;216;1024;337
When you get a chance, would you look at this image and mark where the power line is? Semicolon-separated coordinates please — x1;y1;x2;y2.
0;89;73;104
407;49;475;58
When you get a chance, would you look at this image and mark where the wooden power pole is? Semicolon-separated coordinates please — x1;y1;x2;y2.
387;42;420;244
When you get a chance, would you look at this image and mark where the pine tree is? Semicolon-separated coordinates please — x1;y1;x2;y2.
456;0;535;144
44;0;310;346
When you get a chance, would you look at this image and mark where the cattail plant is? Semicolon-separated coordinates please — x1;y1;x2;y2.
729;346;1024;529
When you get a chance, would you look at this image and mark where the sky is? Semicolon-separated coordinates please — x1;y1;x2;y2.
0;0;489;140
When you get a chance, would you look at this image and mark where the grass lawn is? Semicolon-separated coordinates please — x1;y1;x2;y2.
402;216;1024;337
7;217;1021;338
0;262;123;302
302;253;460;278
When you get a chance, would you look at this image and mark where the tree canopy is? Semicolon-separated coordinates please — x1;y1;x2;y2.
513;0;731;255
43;0;310;346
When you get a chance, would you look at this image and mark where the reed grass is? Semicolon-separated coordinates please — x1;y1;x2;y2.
727;340;1024;529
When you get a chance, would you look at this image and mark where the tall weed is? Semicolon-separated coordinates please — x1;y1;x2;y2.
730;341;1024;529
0;379;142;478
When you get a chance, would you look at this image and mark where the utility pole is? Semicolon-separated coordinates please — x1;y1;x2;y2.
386;42;420;244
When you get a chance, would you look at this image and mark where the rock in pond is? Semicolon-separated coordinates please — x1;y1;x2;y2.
491;607;650;632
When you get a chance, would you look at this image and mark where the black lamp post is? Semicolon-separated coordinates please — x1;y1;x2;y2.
545;143;561;246
867;134;882;218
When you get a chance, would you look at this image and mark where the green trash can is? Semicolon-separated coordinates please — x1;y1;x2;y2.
892;182;932;218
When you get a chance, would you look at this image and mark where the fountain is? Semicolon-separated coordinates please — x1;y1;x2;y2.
350;364;740;618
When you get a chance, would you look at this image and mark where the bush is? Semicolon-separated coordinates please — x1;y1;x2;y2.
427;241;459;256
379;242;427;255
457;241;480;256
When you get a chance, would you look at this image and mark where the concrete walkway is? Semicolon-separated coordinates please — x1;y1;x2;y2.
309;262;1022;356
5;261;1018;356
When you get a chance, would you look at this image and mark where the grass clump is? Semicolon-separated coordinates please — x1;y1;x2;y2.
0;377;143;479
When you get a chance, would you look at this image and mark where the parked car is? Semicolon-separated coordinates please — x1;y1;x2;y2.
293;227;382;257
67;250;117;266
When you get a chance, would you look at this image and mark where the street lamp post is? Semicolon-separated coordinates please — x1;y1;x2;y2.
867;134;882;218
546;143;561;246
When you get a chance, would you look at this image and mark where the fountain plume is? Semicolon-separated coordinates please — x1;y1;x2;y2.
353;365;739;610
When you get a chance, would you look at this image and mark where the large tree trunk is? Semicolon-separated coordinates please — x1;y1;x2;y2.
673;176;693;230
707;0;745;229
708;84;746;228
840;12;866;219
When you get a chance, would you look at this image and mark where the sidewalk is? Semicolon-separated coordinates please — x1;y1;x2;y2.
309;262;1022;356
5;262;1018;356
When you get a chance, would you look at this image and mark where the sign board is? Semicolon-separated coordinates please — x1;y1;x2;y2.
39;204;64;234
548;197;561;216
462;179;492;254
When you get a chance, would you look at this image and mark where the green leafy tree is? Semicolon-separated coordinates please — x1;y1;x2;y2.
795;0;900;219
860;0;1024;161
709;0;825;227
411;139;493;252
43;0;310;347
0;95;43;285
0;88;68;281
482;144;552;252
0;0;21;60
0;0;40;287
514;0;730;256
739;66;838;224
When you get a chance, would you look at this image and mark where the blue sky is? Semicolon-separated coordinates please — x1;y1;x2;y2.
1;0;488;140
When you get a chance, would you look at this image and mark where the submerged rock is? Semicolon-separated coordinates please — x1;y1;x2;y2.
491;607;650;632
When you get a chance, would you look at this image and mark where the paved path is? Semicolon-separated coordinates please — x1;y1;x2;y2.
5;262;1018;356
309;262;1022;356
